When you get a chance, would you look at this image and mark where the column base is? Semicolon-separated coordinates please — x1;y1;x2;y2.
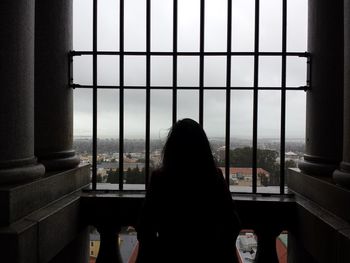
38;150;80;171
0;164;90;226
298;155;338;177
288;168;350;222
333;162;350;189
0;158;45;185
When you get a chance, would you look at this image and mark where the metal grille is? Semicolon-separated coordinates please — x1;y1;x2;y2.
70;0;310;194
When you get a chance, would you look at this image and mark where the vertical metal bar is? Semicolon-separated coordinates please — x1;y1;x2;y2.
199;0;205;126
119;0;124;190
280;0;287;194
225;0;232;186
92;0;98;191
145;0;151;187
172;0;178;125
252;0;260;194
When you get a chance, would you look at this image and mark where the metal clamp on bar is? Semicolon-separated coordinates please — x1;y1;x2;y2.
68;52;74;88
69;50;82;57
306;54;312;90
298;51;311;58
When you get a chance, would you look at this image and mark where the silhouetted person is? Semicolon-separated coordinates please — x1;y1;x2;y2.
136;119;241;263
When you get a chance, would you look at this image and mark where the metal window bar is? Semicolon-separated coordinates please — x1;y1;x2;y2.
71;0;310;194
145;0;151;187
280;0;287;194
225;0;232;186
252;0;260;194
199;0;205;126
119;0;125;190
172;0;178;125
92;0;98;190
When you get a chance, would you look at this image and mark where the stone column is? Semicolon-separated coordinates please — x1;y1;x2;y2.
333;0;350;188
35;0;79;171
0;0;45;184
298;0;344;177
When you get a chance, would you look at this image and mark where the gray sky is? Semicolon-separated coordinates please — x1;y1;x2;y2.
72;0;307;139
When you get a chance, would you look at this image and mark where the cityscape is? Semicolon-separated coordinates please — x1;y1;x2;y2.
75;137;304;190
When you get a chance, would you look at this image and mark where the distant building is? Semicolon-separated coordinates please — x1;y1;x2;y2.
150;150;162;167
236;231;287;263
219;167;270;186
97;162;145;171
119;227;138;262
89;227;138;263
216;145;226;162
89;232;100;263
276;232;288;263
97;167;107;182
285;151;301;162
236;231;257;263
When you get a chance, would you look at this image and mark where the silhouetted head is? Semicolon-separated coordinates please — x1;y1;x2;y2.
161;118;217;180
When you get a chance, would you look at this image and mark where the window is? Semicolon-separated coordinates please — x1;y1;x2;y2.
72;0;309;194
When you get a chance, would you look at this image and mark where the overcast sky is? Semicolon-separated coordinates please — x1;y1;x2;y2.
72;0;307;140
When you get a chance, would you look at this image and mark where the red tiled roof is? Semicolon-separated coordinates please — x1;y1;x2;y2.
128;242;139;263
276;237;287;263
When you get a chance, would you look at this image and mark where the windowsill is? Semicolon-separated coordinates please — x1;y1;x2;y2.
86;183;289;195
80;190;296;232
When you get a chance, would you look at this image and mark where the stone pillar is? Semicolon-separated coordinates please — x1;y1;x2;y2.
35;0;79;171
0;0;45;184
333;0;350;188
298;0;344;177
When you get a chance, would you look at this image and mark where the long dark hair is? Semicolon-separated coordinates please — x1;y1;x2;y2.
161;118;218;182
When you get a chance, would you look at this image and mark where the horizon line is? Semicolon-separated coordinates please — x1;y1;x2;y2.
73;136;305;141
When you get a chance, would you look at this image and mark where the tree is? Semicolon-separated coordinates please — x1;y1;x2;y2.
125;166;145;184
226;147;278;171
285;159;297;168
107;168;119;184
96;174;103;183
229;147;253;167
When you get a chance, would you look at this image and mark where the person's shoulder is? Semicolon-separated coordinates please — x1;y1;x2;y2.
149;168;165;187
146;168;169;198
151;168;164;177
150;168;165;181
216;167;224;176
214;167;231;191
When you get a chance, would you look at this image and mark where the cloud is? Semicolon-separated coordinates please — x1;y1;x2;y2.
73;0;307;139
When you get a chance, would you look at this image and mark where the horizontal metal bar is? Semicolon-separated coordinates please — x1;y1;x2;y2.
71;84;309;90
70;50;310;57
